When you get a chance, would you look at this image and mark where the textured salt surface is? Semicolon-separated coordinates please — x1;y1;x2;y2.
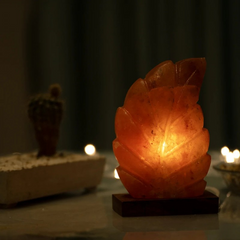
0;152;102;171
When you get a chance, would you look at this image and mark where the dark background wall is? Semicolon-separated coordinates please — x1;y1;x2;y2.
0;0;240;155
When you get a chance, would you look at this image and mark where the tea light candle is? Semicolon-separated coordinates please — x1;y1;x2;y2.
221;146;240;164
84;144;96;156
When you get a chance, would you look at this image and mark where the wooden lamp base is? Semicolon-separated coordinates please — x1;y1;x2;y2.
112;190;219;217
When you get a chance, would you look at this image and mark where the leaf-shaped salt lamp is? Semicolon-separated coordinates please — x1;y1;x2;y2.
113;58;210;199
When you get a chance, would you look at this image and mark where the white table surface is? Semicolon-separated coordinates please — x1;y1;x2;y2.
0;151;239;240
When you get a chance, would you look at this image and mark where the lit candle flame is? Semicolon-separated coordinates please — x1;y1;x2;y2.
221;146;240;163
221;146;229;156
226;152;234;163
114;169;120;179
84;144;96;156
233;149;240;159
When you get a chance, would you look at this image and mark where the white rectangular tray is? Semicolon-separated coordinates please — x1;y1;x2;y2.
0;152;106;205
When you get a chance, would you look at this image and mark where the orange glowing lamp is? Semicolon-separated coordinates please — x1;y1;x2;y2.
113;58;210;199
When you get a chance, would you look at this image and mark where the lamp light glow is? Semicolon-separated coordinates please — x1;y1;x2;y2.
113;58;210;199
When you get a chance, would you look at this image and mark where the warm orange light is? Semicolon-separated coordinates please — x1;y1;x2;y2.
161;141;166;154
113;58;210;199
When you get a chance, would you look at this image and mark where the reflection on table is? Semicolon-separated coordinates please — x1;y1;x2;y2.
123;231;207;240
0;151;239;240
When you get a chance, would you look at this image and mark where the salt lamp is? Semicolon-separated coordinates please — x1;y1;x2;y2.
113;58;210;199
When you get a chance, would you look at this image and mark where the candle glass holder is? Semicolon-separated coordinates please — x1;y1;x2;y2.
213;163;240;195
